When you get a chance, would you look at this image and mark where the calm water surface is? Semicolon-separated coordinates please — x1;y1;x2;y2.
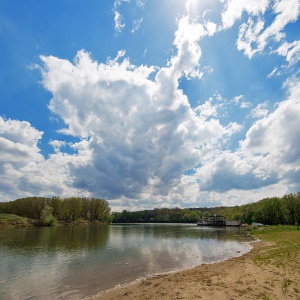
0;223;253;300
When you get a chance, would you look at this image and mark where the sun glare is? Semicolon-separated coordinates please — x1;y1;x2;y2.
185;0;218;18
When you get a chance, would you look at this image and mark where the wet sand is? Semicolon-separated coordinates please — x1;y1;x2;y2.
93;239;300;300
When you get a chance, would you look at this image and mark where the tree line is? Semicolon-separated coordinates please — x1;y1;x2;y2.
1;192;299;226
214;193;300;226
112;207;202;223
112;193;300;225
0;196;113;224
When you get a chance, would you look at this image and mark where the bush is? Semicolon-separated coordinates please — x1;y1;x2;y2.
41;205;57;226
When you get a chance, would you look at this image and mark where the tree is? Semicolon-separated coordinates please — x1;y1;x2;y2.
41;205;57;226
68;197;83;220
283;193;300;227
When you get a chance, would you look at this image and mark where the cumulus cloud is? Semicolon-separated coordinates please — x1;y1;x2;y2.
0;117;83;201
2;12;237;207
198;76;300;196
194;98;218;118
241;77;300;190
0;117;43;149
38;14;240;205
2;3;299;210
197;151;278;192
0;118;44;170
39;47;222;200
221;0;269;29
241;77;300;161
171;16;205;79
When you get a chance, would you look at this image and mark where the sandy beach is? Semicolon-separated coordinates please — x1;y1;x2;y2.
94;237;300;300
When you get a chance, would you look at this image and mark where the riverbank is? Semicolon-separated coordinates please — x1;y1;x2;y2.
0;213;34;228
95;226;300;300
0;213;108;228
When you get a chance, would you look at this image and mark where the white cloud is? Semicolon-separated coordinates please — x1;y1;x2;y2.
267;67;278;78
241;77;300;185
237;17;265;58
113;0;145;33
0;117;43;149
131;17;143;33
170;15;217;79
0;117;84;201
49;140;66;153
205;21;217;36
2;4;299;210
194;98;218;118
40;48;229;200
114;11;125;32
113;0;130;32
251;101;269;118
231;95;243;104
240;102;252;108
235;0;300;58
221;0;269;29
276;40;300;66
230;95;252;108
171;16;205;79
241;77;300;160
38;14;240;204
187;75;300;203
197;151;278;192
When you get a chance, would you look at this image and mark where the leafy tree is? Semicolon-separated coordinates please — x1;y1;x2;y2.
41;205;57;226
283;193;300;227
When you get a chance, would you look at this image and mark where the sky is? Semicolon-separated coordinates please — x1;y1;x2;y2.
0;0;300;211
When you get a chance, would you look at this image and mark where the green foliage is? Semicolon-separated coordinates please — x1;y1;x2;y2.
41;205;57;226
251;226;300;299
211;193;300;225
0;196;112;224
111;192;300;225
112;207;202;223
1;192;299;226
252;226;300;267
0;197;46;219
0;213;30;228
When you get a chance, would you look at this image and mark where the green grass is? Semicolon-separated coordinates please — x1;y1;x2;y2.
252;226;300;267
250;226;300;298
0;213;27;220
0;213;31;227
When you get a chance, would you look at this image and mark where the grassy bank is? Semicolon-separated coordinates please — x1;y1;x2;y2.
251;226;300;295
0;213;109;228
0;213;33;228
252;226;300;267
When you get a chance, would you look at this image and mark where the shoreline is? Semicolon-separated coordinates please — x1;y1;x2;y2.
92;241;253;298
91;240;256;299
92;233;300;300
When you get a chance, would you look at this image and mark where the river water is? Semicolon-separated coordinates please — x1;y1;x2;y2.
0;223;253;300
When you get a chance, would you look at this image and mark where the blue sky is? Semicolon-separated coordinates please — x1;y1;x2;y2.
1;0;300;211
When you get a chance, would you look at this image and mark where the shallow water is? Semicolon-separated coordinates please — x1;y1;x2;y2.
0;223;253;299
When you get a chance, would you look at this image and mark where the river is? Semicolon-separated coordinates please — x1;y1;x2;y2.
0;223;253;299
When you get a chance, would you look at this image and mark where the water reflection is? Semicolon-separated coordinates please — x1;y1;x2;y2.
111;223;248;241
0;225;110;253
0;224;253;300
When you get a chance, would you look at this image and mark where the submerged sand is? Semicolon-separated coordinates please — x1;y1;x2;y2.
93;240;300;300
